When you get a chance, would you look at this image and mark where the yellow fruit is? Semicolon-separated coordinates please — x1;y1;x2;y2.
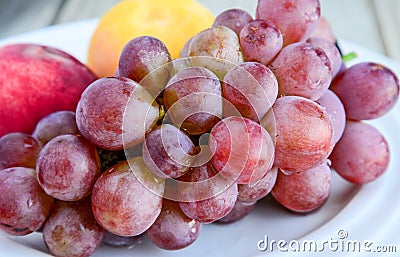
87;0;215;77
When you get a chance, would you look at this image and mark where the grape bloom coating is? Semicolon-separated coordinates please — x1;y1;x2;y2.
0;167;54;236
36;134;101;201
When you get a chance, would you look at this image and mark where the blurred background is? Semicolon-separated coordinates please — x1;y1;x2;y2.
0;0;399;62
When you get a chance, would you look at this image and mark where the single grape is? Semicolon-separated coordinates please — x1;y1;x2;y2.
0;132;41;170
178;161;238;223
146;199;202;250
31;110;79;146
310;16;336;43
271;161;331;213
117;36;173;97
330;62;400;120
0;167;53;236
256;0;321;45
316;89;346;144
217;200;256;224
91;158;164;236
306;37;342;77
269;42;332;100
238;166;278;203
239;19;283;65
209;116;275;185
212;8;253;36
222;62;278;122
42;198;105;257
163;67;222;135
76;77;159;150
261;96;333;173
330;121;390;184
36;134;101;201
102;232;143;248
142;124;196;179
188;26;244;77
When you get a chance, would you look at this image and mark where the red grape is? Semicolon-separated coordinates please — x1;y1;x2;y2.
269;42;332;100
256;0;321;45
311;16;336;43
91;158;164;236
188;26;244;73
316;89;346;144
178;161;238;223
330;121;390;184
76;77;159;150
209;116;275;185
142;124;196;179
262;96;333;173
36;134;101;201
31;110;79;146
0;167;53;236
0;132;41;170
146;199;202;250
271;161;331;213
306;37;342;77
163;66;222;135
217;200;256;224
213;8;253;35
222;61;278;122
239;19;283;65
42;198;105;257
102;232;143;248
238;166;278;202
330;62;400;120
117;36;173;97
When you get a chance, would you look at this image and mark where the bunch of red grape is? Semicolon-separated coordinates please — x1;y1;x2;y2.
1;0;399;256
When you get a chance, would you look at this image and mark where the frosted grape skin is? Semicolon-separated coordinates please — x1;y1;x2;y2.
222;61;278;122
271;161;331;213
316;89;346;144
330;62;400;120
117;36;173;97
178;161;238;223
256;0;321;45
238;166;278;203
209;116;275;185
146;199;202;250
268;42;332;101
163;67;222;135
213;8;253;36
261;96;333;173
239;19;283;66
0;132;41;170
0;167;54;236
36;134;101;201
42;199;105;257
31;110;79;146
330;121;390;184
91;158;164;236
76;77;159;151
142;124;196;179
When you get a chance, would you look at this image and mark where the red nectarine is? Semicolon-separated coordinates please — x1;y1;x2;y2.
0;43;97;137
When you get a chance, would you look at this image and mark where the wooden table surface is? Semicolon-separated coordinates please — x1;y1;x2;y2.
0;0;399;62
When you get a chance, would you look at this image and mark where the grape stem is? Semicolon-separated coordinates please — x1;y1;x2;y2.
342;52;357;63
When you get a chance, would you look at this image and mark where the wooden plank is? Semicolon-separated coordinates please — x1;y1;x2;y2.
54;0;120;24
372;0;400;62
319;0;386;55
0;0;63;38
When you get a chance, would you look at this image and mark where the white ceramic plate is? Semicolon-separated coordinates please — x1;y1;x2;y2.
0;19;400;257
